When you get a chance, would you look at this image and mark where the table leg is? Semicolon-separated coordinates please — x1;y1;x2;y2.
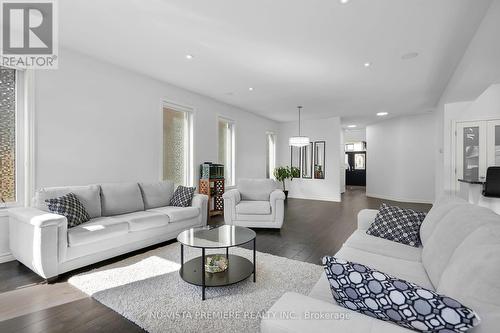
226;247;229;260
202;247;206;300
180;244;184;269
253;238;256;283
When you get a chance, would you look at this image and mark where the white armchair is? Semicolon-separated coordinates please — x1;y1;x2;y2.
223;179;285;228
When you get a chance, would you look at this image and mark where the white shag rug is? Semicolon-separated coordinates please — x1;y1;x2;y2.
69;242;323;333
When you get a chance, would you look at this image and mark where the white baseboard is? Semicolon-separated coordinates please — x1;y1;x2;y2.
365;192;434;205
287;195;341;202
0;252;14;264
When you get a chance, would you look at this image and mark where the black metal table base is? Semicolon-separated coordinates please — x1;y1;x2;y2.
179;239;256;300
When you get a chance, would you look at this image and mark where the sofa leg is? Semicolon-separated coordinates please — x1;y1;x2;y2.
45;275;59;284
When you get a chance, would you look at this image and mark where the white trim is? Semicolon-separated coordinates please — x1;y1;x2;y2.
0;253;14;264
24;70;36;206
365;192;434;204
287;194;340;202
217;115;236;186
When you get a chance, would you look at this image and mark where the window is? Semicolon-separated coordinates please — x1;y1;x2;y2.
266;132;276;179
0;66;27;206
163;103;193;186
0;67;16;204
218;117;235;186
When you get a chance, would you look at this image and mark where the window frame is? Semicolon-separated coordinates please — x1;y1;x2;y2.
217;116;236;186
0;66;33;209
266;131;277;179
161;100;194;187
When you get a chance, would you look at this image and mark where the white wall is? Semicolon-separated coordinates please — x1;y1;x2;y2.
344;129;366;143
0;48;278;261
435;0;500;197
366;113;435;203
34;48;278;187
277;117;342;202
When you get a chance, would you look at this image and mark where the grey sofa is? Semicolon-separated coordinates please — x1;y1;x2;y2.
9;181;208;279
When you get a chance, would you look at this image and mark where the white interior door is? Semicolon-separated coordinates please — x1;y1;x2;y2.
455;121;487;191
487;120;500;167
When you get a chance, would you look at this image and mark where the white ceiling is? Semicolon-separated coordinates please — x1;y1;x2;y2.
59;0;492;124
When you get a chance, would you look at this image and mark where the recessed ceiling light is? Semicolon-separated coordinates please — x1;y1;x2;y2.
347;125;357;128
377;112;389;116
364;62;371;68
340;0;350;4
401;52;419;60
185;54;194;60
248;87;254;91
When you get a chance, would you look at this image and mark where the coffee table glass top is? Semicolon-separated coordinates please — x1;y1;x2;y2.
177;225;256;248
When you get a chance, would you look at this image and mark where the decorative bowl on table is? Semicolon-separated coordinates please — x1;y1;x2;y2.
205;255;228;273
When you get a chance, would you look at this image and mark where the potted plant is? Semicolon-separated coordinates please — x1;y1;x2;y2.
273;166;300;199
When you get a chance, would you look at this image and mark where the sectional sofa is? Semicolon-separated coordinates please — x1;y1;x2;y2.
9;181;208;279
261;196;500;333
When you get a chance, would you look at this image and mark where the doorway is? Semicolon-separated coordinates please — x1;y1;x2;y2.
345;142;366;186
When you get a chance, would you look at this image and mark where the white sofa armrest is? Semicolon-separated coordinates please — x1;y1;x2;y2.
191;194;208;226
9;207;67;279
261;292;410;333
9;207;67;227
270;189;286;202
223;189;241;225
222;189;241;205
357;209;379;231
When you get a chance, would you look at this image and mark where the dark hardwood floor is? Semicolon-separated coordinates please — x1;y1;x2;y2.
0;187;431;333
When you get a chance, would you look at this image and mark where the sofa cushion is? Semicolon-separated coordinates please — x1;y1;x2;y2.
110;211;169;232
322;256;480;333
236;201;271;215
344;230;422;262
45;193;91;228
437;224;500;333
149;206;199;222
34;185;102;218
237;179;276;201
169;186;196;207
366;204;426;247
68;217;129;247
419;195;467;246
139;180;175;209
422;204;499;287
100;183;144;216
335;246;433;290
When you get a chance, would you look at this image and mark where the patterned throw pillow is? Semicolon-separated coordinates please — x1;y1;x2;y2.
323;256;480;333
169;186;196;207
366;203;426;247
45;193;91;228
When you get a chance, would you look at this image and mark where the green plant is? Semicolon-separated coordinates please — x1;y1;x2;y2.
273;166;300;191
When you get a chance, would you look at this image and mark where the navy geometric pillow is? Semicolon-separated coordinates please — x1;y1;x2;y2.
366;203;427;247
45;193;90;228
169;186;196;207
322;256;480;333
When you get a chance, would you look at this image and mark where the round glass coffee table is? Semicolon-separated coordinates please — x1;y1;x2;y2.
177;225;256;300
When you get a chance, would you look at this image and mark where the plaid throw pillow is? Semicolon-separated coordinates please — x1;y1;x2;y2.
366;203;426;247
169;186;196;207
45;193;91;228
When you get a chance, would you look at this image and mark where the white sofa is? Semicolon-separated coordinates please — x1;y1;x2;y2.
9;181;208;279
223;179;285;229
261;196;500;333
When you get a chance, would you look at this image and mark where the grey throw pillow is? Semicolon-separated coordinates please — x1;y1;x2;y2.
322;256;480;333
45;193;91;228
169;186;196;207
366;203;426;247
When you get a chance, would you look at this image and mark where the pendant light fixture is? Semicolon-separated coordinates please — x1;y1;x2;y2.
289;106;310;147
